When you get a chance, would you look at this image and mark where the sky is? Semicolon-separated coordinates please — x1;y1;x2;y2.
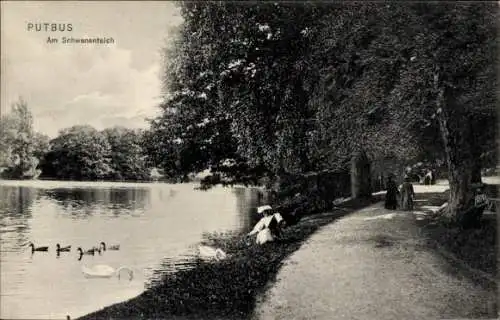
1;1;183;138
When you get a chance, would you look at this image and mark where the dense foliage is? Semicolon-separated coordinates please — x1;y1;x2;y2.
0;98;47;179
103;127;150;181
39;125;152;181
150;2;497;222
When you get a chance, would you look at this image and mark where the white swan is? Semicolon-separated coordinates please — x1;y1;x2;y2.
198;245;227;261
81;265;134;280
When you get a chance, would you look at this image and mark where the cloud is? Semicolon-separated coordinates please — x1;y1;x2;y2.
1;1;182;138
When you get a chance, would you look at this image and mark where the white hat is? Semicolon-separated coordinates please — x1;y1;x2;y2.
257;205;273;214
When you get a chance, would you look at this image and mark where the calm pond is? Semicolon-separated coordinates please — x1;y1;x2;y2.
0;180;266;319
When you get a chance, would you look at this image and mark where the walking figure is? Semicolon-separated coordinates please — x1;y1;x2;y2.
384;175;399;210
400;176;415;211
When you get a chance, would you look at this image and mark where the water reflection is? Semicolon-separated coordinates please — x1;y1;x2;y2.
0;186;37;252
0;181;265;319
44;187;151;217
147;186;267;290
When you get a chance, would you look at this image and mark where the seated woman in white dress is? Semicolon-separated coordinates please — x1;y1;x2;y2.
247;205;283;245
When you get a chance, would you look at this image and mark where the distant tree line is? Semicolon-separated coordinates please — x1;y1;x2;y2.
0;99;153;182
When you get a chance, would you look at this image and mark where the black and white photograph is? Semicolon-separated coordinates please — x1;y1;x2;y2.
0;1;498;319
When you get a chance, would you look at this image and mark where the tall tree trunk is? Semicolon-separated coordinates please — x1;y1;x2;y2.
435;86;475;224
471;163;482;184
351;150;372;199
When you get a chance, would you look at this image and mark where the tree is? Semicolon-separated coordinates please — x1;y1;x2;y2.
0;113;15;168
102;127;150;181
0;98;40;179
156;2;329;181
32;132;50;161
301;4;423;197
41;125;113;180
384;3;498;223
154;2;254;181
308;3;497;209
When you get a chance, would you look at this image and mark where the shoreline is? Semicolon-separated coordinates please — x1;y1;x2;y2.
0;179;266;192
77;196;381;320
76;183;498;320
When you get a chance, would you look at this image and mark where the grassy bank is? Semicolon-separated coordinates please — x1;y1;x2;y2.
414;188;497;278
78;197;380;320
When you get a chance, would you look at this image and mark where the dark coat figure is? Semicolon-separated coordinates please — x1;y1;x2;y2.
400;178;415;211
385;176;399;210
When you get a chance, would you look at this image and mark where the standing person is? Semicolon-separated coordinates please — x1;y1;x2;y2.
385;175;399;210
431;169;437;185
377;174;385;191
400;176;415;211
424;170;433;185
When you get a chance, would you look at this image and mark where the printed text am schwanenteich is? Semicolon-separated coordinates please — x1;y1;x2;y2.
27;22;115;45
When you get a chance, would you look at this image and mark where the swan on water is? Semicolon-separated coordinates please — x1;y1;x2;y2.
198;245;227;261
81;265;134;280
56;244;71;252
99;241;120;251
28;243;49;253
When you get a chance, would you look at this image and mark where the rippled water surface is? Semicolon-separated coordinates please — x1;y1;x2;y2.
0;180;265;319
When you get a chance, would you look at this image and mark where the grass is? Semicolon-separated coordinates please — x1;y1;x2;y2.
77;197;380;320
414;188;497;278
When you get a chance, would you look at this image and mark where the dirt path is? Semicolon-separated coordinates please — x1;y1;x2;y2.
252;202;497;320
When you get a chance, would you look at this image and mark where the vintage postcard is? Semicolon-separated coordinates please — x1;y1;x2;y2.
0;1;498;319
